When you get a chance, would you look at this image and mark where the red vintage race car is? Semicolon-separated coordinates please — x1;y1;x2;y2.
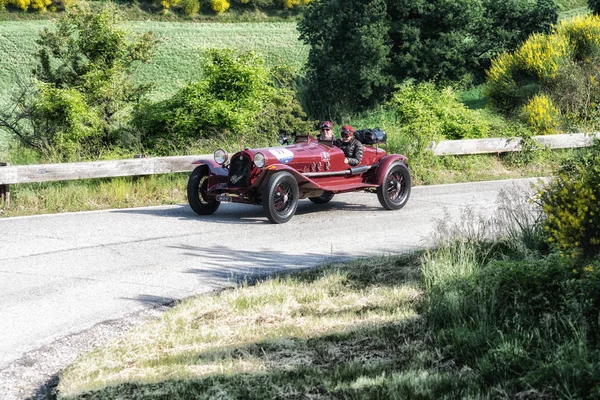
187;130;411;223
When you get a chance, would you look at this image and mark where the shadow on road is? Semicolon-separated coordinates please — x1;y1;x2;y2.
110;196;384;225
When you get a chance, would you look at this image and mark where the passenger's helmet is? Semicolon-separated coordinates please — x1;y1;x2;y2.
319;121;333;130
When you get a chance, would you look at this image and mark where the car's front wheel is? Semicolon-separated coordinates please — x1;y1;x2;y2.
377;163;411;210
187;166;220;215
309;191;334;204
263;171;299;224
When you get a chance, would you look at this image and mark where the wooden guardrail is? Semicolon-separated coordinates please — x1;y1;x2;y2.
0;132;599;208
428;132;600;155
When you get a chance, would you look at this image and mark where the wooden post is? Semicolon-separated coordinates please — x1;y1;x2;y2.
132;155;146;183
0;162;10;209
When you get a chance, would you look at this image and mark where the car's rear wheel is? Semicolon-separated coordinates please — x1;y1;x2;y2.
309;191;335;204
187;166;220;215
377;163;411;210
263;171;299;224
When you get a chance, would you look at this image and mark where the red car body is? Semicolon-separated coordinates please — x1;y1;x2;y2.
187;133;411;223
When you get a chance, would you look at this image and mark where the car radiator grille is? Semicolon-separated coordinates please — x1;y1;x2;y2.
228;154;251;187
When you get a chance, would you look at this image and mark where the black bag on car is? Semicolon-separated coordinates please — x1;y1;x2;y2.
355;128;387;144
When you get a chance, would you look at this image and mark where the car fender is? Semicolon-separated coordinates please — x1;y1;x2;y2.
190;161;229;192
371;155;409;186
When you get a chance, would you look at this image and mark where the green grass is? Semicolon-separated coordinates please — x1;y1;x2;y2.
0;20;307;103
56;188;600;399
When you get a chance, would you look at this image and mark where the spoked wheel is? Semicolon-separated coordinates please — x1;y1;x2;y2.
309;191;335;204
263;171;299;224
187;166;220;215
377;163;411;210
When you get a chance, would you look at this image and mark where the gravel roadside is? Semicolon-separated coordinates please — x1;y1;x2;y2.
0;301;178;400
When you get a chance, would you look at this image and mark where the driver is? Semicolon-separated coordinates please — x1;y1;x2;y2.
318;120;335;141
336;125;364;166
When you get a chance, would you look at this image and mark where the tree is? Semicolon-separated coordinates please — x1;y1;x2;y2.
298;0;392;119
0;4;157;160
589;0;600;15
298;0;558;118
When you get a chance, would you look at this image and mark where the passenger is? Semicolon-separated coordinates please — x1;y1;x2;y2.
318;120;335;141
336;125;364;166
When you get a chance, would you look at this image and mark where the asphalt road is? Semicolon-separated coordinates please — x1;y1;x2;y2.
0;177;540;396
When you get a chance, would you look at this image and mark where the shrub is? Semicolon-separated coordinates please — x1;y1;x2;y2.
1;4;157;161
589;0;600;15
283;0;309;8
539;140;600;258
30;0;51;11
180;0;199;14
521;94;560;135
132;48;312;154
298;0;557;119
387;82;491;182
159;0;180;11
487;14;600;130
30;83;102;159
210;0;229;13
391;82;490;141
11;0;31;10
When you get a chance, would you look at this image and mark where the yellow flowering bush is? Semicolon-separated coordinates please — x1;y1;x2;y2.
521;94;560;135
160;0;180;11
211;0;230;14
556;14;600;61
539;140;600;258
30;0;51;12
283;0;310;8
515;33;571;81
487;14;600;129
11;0;31;10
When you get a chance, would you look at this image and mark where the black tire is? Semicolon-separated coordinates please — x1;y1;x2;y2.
309;191;335;204
263;171;299;224
377;163;411;210
187;166;220;215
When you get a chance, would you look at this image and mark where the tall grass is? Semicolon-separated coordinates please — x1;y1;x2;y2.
422;185;600;399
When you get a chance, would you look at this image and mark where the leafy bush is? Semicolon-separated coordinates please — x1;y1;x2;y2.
539;139;600;259
180;0;199;14
0;4;157;161
29;83;102;159
30;0;51;12
386;82;491;182
390;82;490;142
589;0;600;14
132;48;312;154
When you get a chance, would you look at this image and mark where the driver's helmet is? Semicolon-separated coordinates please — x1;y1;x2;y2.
318;121;334;140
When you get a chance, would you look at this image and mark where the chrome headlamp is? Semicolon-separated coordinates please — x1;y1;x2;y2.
253;152;266;168
214;149;228;165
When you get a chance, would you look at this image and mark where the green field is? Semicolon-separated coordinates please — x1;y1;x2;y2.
0;20;308;101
